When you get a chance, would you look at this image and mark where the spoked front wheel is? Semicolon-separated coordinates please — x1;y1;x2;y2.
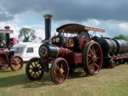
26;58;44;80
50;58;69;84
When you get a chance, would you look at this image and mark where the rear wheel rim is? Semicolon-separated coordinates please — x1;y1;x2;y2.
83;42;103;75
10;56;23;71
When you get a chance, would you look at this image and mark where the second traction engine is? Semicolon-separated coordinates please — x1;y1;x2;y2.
93;37;128;67
0;26;23;71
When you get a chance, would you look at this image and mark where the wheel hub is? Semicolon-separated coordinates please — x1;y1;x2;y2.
33;67;40;72
93;55;97;62
59;68;64;74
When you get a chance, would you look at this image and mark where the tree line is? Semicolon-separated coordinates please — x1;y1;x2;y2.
113;34;128;41
19;27;128;42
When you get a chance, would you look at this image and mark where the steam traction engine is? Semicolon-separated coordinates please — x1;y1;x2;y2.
0;26;23;71
26;15;105;84
93;37;128;68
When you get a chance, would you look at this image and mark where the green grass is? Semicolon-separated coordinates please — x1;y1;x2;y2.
0;64;128;96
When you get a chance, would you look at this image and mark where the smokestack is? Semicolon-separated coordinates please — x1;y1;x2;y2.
4;26;11;47
44;14;52;40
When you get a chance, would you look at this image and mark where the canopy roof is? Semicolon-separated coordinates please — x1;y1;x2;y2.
0;29;13;33
57;23;105;33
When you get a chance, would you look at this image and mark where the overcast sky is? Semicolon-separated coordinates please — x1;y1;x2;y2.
0;0;128;38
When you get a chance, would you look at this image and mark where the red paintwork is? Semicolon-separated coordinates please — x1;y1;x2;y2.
79;36;90;49
113;55;128;61
57;48;83;65
59;47;72;57
73;53;82;64
10;38;17;45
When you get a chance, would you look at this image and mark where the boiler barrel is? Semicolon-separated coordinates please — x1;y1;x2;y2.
115;39;128;53
104;38;118;54
39;44;72;58
93;37;118;55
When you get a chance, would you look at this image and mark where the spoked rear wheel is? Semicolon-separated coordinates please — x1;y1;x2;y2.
10;56;23;71
83;41;103;75
50;58;69;84
26;58;44;80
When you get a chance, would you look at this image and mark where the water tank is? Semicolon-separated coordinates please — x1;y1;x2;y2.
115;39;128;53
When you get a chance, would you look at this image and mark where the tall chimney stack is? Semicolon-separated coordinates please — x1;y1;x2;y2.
44;14;52;40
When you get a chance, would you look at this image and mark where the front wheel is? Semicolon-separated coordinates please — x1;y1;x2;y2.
50;58;69;84
26;58;44;80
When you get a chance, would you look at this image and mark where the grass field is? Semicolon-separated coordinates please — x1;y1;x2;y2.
0;64;128;96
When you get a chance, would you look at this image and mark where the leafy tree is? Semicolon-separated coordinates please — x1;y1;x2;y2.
18;28;36;42
113;34;128;41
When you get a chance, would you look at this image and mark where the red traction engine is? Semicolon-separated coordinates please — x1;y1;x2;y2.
0;26;23;71
26;15;105;84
